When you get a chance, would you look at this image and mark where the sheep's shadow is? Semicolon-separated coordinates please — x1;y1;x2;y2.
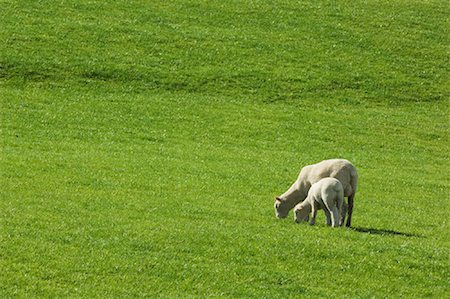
350;226;423;238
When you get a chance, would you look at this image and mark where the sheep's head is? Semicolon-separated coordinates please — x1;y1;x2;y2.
294;203;311;223
274;197;290;218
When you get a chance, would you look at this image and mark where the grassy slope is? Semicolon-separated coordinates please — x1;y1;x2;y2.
1;0;449;297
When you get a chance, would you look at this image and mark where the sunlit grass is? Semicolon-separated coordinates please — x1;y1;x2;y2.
1;0;448;297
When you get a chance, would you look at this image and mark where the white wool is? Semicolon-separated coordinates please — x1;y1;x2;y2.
274;159;357;227
293;177;344;227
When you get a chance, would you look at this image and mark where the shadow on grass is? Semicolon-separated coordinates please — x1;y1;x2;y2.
351;226;424;238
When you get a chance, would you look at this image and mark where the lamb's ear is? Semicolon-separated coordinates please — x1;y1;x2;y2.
275;197;282;202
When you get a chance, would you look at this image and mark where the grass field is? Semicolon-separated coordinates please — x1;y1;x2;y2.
1;0;449;297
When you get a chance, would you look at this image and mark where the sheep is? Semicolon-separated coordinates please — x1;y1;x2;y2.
274;159;358;227
293;177;344;227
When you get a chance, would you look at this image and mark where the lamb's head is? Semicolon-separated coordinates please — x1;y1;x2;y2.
294;202;311;223
274;197;290;218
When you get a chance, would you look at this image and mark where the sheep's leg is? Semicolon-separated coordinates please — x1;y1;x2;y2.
346;194;354;227
329;206;339;228
340;202;348;227
324;200;339;227
323;209;332;226
309;203;317;225
337;196;344;227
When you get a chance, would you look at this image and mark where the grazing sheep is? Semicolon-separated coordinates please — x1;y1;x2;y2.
274;159;357;227
293;177;344;227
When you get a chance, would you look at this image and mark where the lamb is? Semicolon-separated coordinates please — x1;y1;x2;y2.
293;177;344;227
274;159;358;227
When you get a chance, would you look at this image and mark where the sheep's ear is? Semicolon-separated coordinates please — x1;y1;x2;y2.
275;197;282;202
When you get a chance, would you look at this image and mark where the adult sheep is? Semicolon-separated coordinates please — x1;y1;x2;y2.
274;159;358;227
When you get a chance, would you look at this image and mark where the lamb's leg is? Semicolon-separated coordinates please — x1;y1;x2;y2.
329;206;339;227
309;203;317;226
322;197;335;227
323;199;339;227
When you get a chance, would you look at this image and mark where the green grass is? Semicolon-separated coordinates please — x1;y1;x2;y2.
1;0;449;297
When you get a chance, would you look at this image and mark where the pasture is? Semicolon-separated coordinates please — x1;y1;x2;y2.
1;0;449;297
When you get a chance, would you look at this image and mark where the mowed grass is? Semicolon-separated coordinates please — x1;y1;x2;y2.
1;0;449;297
